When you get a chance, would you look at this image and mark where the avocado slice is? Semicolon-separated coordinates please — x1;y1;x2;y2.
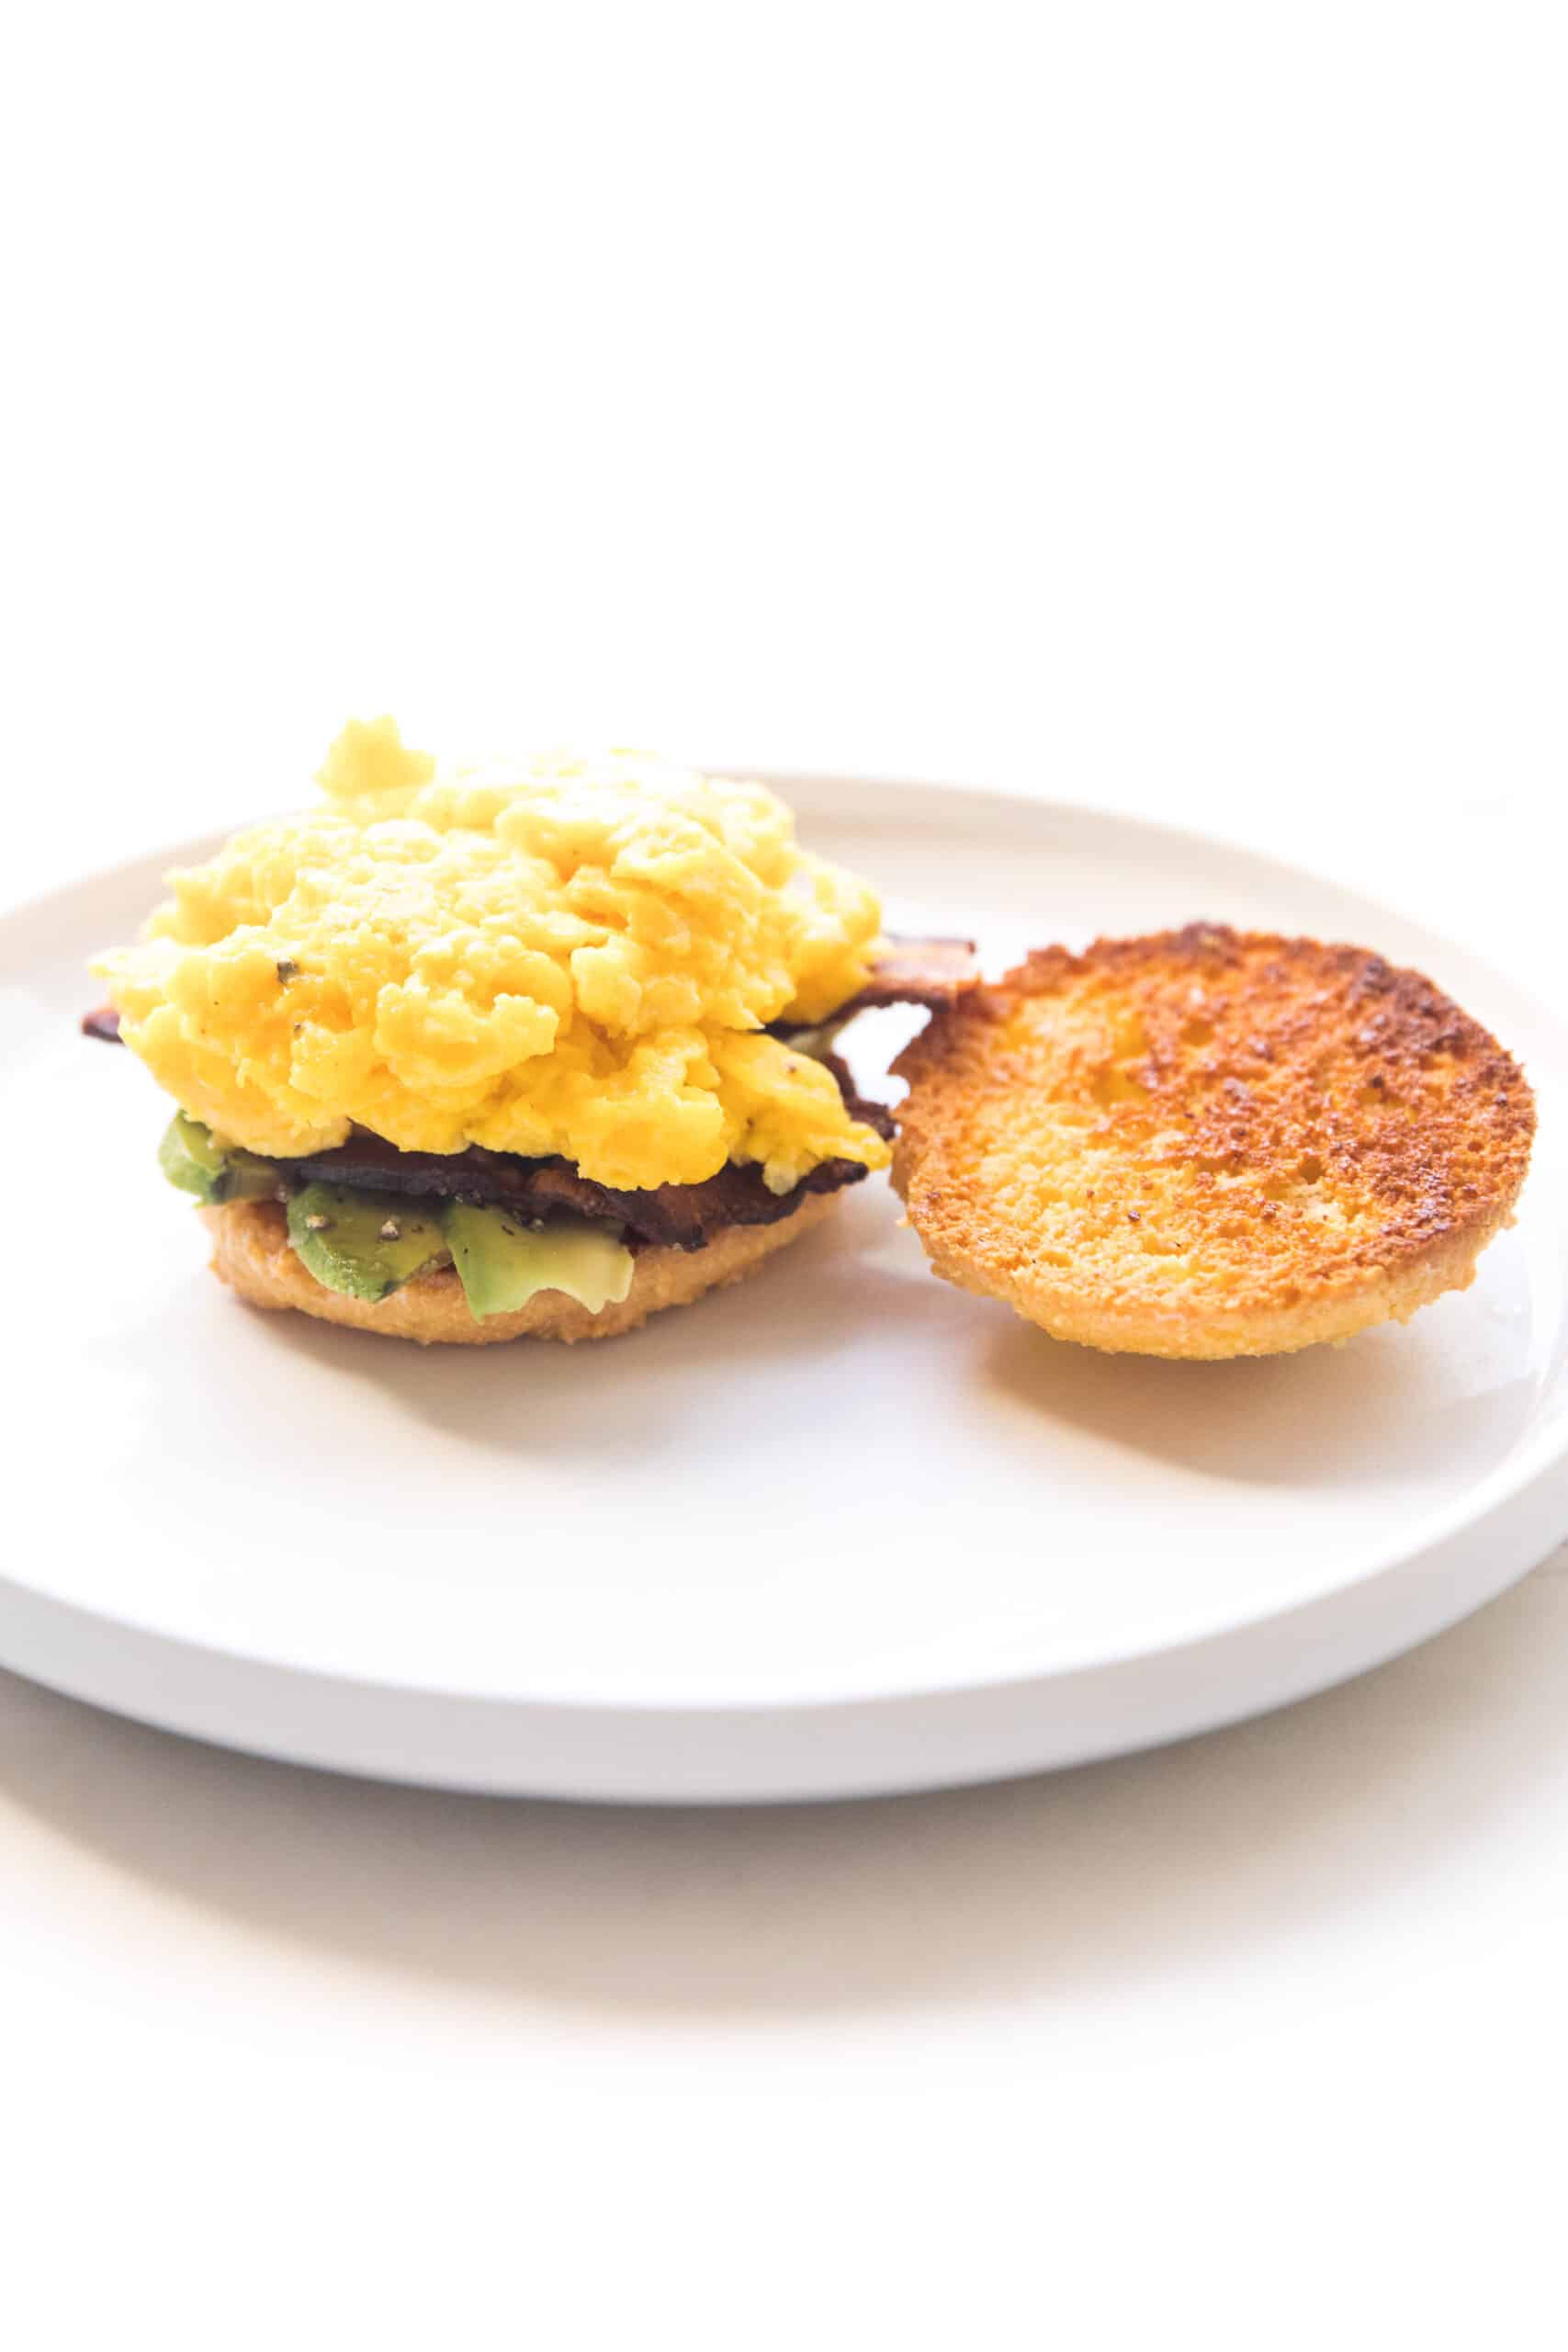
220;1147;280;1201
442;1201;635;1319
158;1113;278;1204
286;1182;447;1302
159;1113;229;1201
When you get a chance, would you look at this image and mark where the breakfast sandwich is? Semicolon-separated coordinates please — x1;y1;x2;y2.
88;721;972;1343
892;924;1535;1358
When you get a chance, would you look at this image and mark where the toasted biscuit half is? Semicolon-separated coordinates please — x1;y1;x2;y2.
892;925;1535;1359
202;1191;839;1345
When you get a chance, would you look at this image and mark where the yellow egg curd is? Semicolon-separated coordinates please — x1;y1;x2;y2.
96;719;892;1193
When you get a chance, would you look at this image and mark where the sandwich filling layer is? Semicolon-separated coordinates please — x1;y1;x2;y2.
157;1054;890;1315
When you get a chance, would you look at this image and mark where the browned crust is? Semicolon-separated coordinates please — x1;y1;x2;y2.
201;1192;840;1345
891;924;1536;1359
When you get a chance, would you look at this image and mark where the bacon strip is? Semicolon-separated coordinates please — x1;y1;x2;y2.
839;933;978;1015
269;1132;874;1252
85;1035;892;1250
770;935;978;1035
77;941;966;1247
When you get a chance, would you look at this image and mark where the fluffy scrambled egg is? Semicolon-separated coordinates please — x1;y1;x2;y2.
96;720;891;1192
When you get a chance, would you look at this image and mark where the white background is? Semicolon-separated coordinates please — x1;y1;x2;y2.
3;3;1565;2344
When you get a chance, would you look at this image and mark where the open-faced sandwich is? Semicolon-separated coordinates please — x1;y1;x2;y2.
86;721;970;1343
87;727;1533;1363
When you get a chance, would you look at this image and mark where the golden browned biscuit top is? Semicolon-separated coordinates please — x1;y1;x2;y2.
892;924;1535;1358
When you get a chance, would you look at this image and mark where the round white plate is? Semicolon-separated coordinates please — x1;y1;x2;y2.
5;776;1567;1802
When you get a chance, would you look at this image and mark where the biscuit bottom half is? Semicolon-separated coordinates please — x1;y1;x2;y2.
201;1192;839;1346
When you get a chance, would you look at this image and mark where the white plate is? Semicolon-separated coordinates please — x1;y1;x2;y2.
5;776;1567;1803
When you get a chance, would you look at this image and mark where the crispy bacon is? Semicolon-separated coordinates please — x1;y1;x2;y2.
836;933;978;1015
272;1131;874;1251
79;935;973;1249
770;934;977;1034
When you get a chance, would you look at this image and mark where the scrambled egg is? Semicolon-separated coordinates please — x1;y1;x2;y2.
96;720;891;1192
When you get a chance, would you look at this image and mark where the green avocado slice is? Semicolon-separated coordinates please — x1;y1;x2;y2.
159;1113;278;1204
442;1201;635;1318
159;1113;228;1201
286;1182;447;1302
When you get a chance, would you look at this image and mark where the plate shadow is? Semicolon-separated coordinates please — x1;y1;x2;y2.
0;1564;1563;2018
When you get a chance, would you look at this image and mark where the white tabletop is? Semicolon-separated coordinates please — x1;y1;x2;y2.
6;6;1562;2342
